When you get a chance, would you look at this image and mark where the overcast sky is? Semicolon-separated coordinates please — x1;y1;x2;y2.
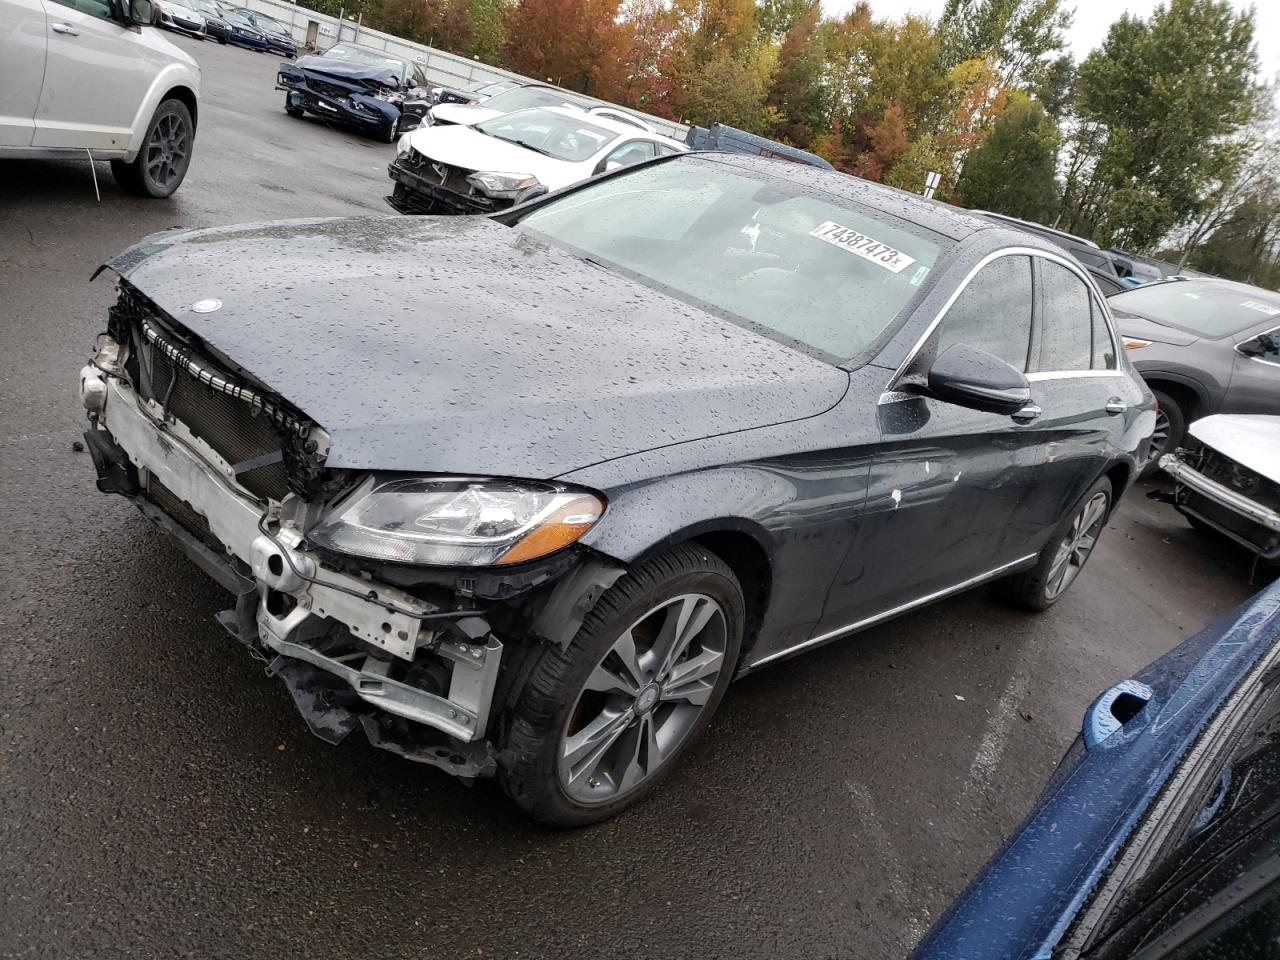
818;0;1280;86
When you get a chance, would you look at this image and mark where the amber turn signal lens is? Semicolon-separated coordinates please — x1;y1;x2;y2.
497;494;605;565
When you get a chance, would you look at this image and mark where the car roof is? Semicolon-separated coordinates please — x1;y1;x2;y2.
970;210;1101;249
537;105;687;149
689;154;1011;243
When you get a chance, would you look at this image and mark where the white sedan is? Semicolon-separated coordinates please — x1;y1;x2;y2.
387;105;687;215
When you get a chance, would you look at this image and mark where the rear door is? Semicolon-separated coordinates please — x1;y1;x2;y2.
1009;257;1137;551
34;0;157;151
0;0;48;147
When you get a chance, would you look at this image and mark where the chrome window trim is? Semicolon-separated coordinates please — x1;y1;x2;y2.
885;245;1122;391
1235;323;1280;368
1027;369;1127;381
746;552;1038;669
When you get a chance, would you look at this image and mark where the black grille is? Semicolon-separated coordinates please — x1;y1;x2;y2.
307;75;352;100
148;344;292;502
145;476;223;552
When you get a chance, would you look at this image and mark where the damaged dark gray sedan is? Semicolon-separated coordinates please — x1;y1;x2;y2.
78;155;1155;824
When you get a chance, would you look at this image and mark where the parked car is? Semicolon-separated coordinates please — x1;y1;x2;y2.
154;0;206;37
386;105;686;214
971;211;1130;295
424;83;596;127
1110;277;1280;472
276;42;431;142
1159;414;1280;560
430;78;523;107
223;8;269;50
914;578;1280;959
0;0;199;198
188;0;233;43
77;154;1153;824
685;122;834;170
228;8;295;57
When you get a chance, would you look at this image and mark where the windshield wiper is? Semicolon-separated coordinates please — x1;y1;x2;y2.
492;135;552;157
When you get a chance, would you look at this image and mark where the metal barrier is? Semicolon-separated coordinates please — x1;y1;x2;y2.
240;0;689;140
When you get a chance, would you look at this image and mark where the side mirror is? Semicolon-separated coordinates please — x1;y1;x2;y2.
594;158;624;175
1238;334;1276;358
927;343;1032;416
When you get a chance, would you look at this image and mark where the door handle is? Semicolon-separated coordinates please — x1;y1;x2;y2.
51;21;79;34
1011;402;1042;424
1104;397;1127;415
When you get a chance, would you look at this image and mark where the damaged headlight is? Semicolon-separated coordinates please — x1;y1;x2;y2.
308;477;605;566
467;171;540;199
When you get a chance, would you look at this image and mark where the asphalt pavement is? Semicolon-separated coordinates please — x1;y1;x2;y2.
0;33;1268;960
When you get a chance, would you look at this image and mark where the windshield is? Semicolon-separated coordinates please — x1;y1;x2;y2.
482;87;586;114
474;81;517;96
255;15;288;34
188;0;222;14
1109;280;1280;338
516;157;945;360
475;111;614;163
322;44;407;79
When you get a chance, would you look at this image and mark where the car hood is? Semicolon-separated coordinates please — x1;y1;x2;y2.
295;56;397;87
405;124;581;185
105;216;849;478
430;103;503;125
1188;414;1280;480
1110;309;1200;346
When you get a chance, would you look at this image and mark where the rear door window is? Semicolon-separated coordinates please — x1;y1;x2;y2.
1038;259;1094;372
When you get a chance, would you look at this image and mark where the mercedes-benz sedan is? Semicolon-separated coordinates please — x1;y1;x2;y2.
77;154;1154;824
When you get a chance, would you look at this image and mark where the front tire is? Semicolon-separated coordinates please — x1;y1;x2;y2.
380;117;399;143
999;477;1113;611
1141;389;1186;478
109;99;194;198
498;544;744;826
285;94;304;117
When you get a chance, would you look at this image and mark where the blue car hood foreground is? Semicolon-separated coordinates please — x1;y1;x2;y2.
914;578;1280;960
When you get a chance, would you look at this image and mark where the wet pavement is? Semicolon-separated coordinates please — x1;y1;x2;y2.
0;32;1268;960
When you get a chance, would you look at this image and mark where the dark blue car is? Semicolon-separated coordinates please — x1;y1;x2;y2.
228;8;296;57
915;577;1280;959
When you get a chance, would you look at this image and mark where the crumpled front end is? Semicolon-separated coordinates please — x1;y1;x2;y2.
77;281;580;777
1160;436;1280;560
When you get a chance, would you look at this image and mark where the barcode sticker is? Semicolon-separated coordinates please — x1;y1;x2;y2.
809;220;916;274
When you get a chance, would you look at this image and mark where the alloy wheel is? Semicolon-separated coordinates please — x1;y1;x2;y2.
1045;491;1109;601
1150;408;1171;457
145;113;190;190
558;593;728;804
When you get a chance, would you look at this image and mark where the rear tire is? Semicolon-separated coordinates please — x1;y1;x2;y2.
1141;389;1186;479
999;477;1113;611
109;99;194;198
498;544;744;826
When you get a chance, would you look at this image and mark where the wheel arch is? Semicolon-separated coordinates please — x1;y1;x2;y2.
627;520;775;669
162;85;199;133
1140;372;1209;420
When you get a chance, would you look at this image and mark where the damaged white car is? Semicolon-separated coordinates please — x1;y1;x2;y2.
1160;414;1280;561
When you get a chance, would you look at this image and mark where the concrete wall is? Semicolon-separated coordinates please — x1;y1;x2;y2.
240;0;688;140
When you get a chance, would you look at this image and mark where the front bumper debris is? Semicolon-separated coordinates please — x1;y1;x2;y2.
82;360;508;769
1160;452;1280;559
386;159;498;216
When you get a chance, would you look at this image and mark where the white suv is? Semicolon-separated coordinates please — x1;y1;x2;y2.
1;0;201;197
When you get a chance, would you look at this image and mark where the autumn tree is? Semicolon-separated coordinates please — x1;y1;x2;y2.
501;0;628;94
463;0;509;63
765;0;824;145
956;91;1059;220
939;0;1072;88
1066;0;1261;250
